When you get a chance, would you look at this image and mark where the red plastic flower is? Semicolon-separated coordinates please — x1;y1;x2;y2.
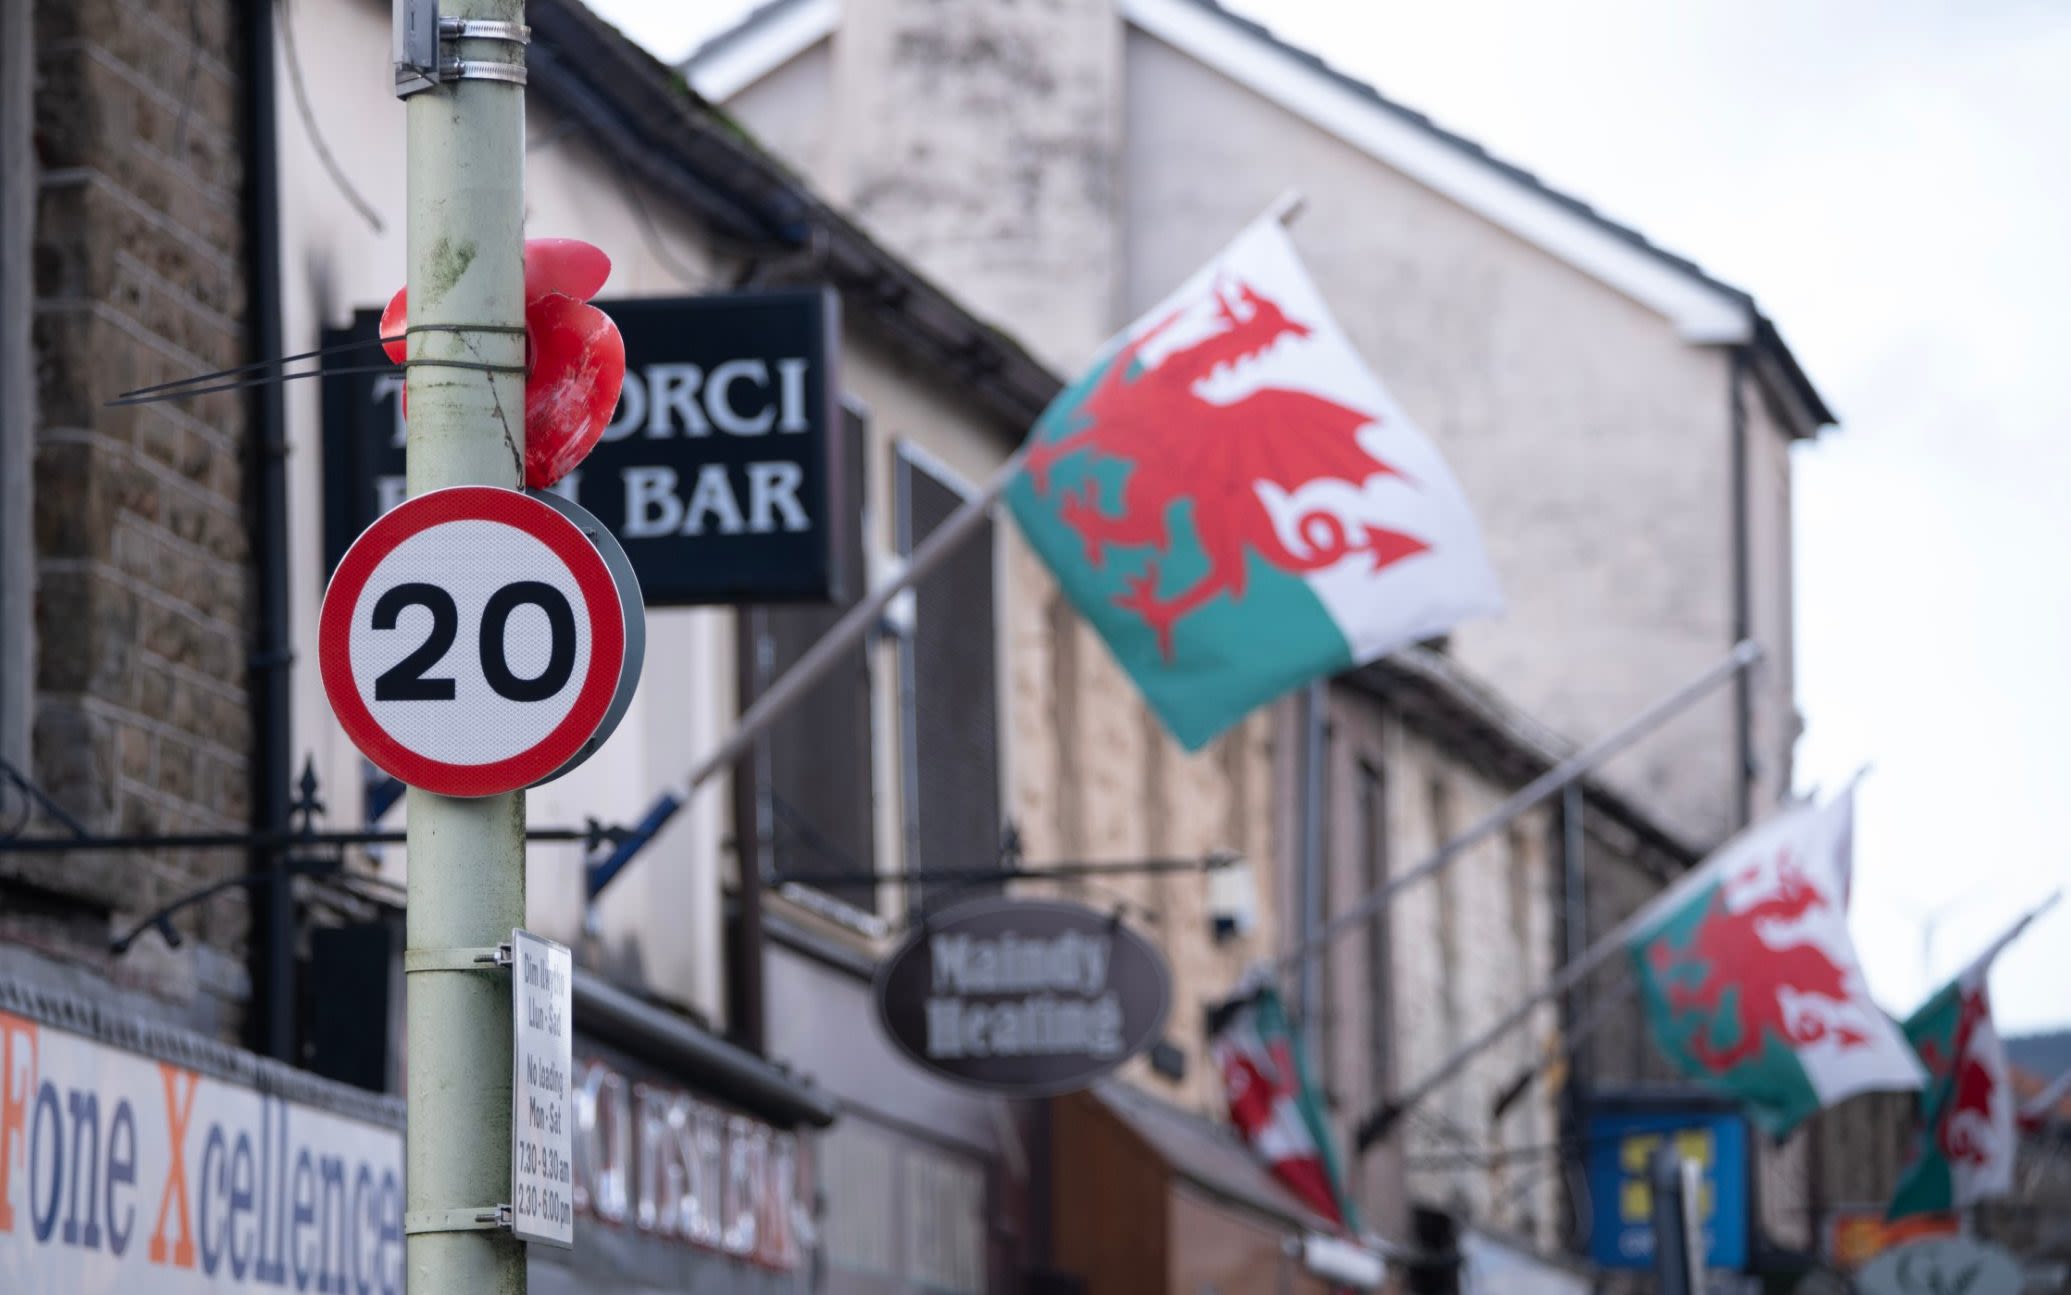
380;238;625;490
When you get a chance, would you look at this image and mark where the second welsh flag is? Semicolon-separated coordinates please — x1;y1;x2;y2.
1207;984;1358;1230
1628;787;1924;1135
1007;216;1501;749
1889;894;2059;1218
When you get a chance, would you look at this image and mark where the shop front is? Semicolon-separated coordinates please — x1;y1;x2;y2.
1049;1083;1386;1295
764;919;1034;1294
0;969;406;1293
530;973;838;1295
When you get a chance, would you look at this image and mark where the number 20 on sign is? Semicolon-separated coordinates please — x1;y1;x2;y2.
319;486;643;797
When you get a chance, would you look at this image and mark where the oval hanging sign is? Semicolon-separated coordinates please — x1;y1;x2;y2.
874;897;1172;1096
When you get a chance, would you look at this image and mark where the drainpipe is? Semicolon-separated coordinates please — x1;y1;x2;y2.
243;0;296;1064
0;0;33;771
1297;679;1328;1071
1729;347;1754;827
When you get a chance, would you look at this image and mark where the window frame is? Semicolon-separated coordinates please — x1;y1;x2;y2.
744;397;887;938
890;438;1004;918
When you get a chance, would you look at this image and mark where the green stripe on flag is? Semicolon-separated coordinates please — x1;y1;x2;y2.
1888;982;1963;1219
1629;880;1822;1136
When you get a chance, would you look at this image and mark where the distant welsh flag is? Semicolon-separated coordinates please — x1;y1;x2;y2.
1627;789;1924;1136
1889;894;2059;1218
1207;985;1358;1230
1007;216;1501;749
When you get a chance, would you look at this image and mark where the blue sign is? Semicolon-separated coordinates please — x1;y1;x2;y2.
1584;1106;1749;1271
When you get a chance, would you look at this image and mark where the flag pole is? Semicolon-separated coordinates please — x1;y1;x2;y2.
2021;1067;2071;1133
1354;841;1721;1150
1283;638;1763;981
676;189;1312;801
682;444;1027;798
1344;646;1770;1150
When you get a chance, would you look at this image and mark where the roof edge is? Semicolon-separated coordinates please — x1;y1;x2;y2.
1752;315;1838;435
1123;0;1757;346
683;0;837;102
675;0;1834;436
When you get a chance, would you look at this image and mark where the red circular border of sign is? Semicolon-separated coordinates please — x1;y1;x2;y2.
319;486;627;798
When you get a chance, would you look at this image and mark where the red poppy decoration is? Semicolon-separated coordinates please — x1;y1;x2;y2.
379;238;625;490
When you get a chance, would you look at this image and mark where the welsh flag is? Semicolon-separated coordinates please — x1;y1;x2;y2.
1627;788;1924;1135
1007;216;1501;749
1888;895;2059;1218
1207;984;1358;1229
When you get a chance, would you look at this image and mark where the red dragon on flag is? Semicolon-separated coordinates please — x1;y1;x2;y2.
1625;788;1923;1136
1916;987;2000;1170
1888;895;2059;1217
1004;214;1502;751
1646;853;1871;1075
1023;280;1430;658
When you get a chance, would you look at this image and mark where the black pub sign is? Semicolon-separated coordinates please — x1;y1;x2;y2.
322;289;842;605
875;897;1172;1096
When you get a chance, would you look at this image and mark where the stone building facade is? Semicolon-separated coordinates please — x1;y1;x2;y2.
2;0;258;1038
693;2;1838;1279
1310;659;1563;1249
690;0;1832;853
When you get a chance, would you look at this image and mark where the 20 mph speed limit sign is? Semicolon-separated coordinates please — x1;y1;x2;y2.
320;486;644;797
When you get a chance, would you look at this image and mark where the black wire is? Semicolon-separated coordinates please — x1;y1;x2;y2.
0;756;89;839
109;321;526;404
277;0;384;234
108;338;530;407
111;332;401;401
606;147;717;289
106;364;397;407
0;780;28;841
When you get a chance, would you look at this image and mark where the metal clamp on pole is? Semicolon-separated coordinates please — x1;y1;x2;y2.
398;945;516;1238
404;1205;514;1236
404;944;513;974
394;0;529;97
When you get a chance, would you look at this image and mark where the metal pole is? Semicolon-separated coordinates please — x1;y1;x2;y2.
1357;813;1736;1149
1650;1147;1703;1295
1288;640;1761;977
1559;780;1589;1118
684;447;1026;797
402;2;529;1290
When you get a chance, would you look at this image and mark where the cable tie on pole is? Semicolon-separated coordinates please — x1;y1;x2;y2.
401;357;527;376
405;322;527;338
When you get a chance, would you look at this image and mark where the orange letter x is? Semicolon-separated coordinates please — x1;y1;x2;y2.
148;1065;200;1268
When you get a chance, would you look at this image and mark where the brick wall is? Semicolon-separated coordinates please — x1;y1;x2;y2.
11;0;254;1031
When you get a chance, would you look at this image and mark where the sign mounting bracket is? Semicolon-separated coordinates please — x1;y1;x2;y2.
404;944;513;974
404;1205;514;1236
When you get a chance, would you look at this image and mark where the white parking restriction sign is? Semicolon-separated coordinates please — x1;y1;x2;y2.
319;486;639;797
511;929;574;1248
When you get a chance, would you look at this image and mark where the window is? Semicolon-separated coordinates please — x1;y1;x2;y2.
739;406;874;900
1428;773;1460;1041
1427;773;1467;1129
895;445;1001;913
819;1119;990;1295
1359;759;1394;1093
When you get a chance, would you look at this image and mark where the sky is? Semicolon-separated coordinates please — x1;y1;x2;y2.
584;0;2071;1036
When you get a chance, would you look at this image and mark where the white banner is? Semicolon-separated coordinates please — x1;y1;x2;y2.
0;1010;404;1294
